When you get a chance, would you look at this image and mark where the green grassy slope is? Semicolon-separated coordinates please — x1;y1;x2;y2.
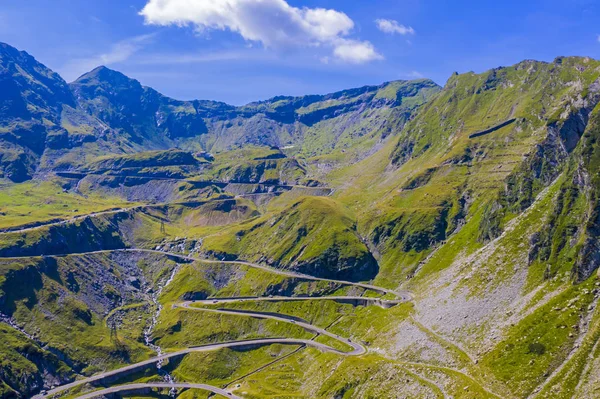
0;323;72;398
0;180;131;230
200;196;377;280
0;253;170;396
322;56;600;286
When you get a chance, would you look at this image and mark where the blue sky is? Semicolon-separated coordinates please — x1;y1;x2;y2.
1;0;599;105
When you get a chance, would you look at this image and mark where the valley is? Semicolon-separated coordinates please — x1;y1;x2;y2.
1;40;600;399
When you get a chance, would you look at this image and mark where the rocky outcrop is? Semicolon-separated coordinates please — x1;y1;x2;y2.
573;105;600;281
0;324;73;399
479;94;600;243
290;246;379;282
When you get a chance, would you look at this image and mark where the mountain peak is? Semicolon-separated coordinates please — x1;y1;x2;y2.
0;41;30;59
0;41;74;113
73;65;139;87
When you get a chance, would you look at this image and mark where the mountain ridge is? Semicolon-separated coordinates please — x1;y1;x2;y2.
0;41;441;182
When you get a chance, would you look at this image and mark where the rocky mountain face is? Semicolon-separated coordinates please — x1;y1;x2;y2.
367;57;600;284
0;44;122;182
0;43;74;182
70;66;440;155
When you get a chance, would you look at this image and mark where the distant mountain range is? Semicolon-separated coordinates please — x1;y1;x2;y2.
0;42;440;182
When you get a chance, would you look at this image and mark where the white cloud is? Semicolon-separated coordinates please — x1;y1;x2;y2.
134;49;272;65
59;34;155;81
333;40;384;64
140;0;382;64
375;19;415;35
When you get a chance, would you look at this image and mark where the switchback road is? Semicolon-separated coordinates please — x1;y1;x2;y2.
15;248;411;398
72;382;242;399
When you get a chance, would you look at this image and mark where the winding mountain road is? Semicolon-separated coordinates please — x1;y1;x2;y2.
137;249;411;299
71;383;242;399
190;295;403;308
0;206;144;234
54;171;331;193
36;338;356;398
0;199;234;235
176;301;366;355
0;179;331;234
14;248;410;398
36;309;363;399
0;248;412;300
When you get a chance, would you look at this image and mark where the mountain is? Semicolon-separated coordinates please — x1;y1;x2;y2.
1;41;600;399
0;44;125;182
331;56;600;398
70;66;440;157
0;41;441;182
0;42;76;182
354;57;600;283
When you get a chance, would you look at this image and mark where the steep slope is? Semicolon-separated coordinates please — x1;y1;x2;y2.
320;57;600;398
327;57;600;285
70;66;213;148
0;43;76;181
0;322;72;398
0;252;177;397
0;43;140;182
70;66;440;158
201;196;378;281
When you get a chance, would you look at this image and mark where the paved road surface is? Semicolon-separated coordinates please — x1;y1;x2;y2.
35;295;371;398
34;338;351;399
127;249;412;300
0;179;331;234
72;383;241;399
193;295;402;308
0;200;224;235
177;301;366;355
0;206;143;234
